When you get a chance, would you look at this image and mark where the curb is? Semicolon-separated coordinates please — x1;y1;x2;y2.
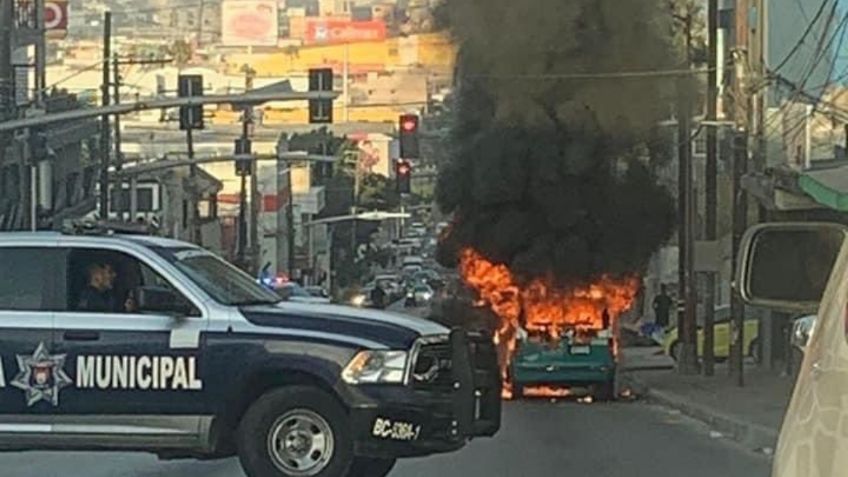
622;373;779;450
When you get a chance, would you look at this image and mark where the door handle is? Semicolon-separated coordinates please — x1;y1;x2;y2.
63;331;100;342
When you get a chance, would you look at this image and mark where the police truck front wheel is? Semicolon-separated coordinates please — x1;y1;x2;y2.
237;386;353;477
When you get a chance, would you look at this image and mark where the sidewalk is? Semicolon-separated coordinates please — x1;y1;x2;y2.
621;347;795;450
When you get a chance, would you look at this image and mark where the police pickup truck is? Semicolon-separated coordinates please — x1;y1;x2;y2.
0;225;501;477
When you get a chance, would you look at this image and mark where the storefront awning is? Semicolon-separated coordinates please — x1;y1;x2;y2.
798;166;848;212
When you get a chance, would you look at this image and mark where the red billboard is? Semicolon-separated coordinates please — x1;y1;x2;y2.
305;19;387;45
45;0;68;39
221;0;279;47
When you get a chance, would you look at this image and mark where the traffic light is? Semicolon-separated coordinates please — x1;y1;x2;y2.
178;74;204;131
28;128;49;162
399;114;420;159
235;138;253;176
308;68;333;124
396;159;412;194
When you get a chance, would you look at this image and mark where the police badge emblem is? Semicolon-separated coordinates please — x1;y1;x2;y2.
11;343;72;407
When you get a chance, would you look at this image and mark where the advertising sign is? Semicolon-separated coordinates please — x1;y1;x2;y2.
45;0;68;39
305;19;386;45
221;0;279;46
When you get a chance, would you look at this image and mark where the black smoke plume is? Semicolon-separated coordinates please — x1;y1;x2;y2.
437;0;680;287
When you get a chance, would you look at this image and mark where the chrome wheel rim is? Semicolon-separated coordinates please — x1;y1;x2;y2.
267;409;335;476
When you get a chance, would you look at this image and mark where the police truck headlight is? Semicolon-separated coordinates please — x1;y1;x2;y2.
342;350;408;384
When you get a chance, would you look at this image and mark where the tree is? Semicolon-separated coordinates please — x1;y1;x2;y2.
167;40;193;67
358;174;401;211
669;0;708;65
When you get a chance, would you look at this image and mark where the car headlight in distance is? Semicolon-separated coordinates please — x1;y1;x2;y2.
351;295;365;307
342;350;408;384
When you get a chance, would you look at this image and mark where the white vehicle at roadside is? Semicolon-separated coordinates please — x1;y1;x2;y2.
738;223;848;477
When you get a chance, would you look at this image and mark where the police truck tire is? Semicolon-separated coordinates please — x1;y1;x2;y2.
348;457;397;477
237;386;353;477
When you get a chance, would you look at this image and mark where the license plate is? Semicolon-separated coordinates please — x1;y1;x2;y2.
570;346;590;355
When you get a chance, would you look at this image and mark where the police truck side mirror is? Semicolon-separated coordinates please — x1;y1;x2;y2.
737;223;847;313
137;286;194;317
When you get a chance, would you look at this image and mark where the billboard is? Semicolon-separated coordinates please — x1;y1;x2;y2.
45;0;68;39
221;0;279;46
305;19;386;45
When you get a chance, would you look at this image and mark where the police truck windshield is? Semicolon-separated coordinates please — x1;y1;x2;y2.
155;248;280;306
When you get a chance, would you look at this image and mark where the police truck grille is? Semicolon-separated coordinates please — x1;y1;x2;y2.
412;343;454;392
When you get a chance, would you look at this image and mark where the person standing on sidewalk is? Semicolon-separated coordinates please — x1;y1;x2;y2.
652;284;673;329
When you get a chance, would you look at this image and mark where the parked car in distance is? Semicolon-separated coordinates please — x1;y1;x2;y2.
402;255;425;268
405;283;434;308
304;285;330;299
374;274;403;300
275;282;332;304
349;286;373;308
414;269;445;291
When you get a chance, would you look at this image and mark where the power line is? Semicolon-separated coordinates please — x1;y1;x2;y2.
794;0;812;23
771;0;832;74
42;59;104;93
764;8;848;136
110;1;208;16
467;67;715;80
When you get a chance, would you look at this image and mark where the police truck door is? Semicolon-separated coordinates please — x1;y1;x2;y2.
51;245;210;441
0;243;62;436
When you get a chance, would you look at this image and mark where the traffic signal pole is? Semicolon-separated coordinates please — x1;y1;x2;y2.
99;12;112;220
0;0;14;119
703;0;719;377
186;125;200;243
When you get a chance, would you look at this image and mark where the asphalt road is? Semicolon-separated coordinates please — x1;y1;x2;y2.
0;400;769;477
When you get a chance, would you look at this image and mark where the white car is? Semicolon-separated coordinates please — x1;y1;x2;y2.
402;256;425;268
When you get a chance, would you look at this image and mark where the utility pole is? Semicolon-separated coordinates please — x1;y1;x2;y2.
677;11;699;375
196;0;205;48
237;166;248;267
99;12;112;220
703;0;719;377
0;0;13;119
34;0;45;104
113;56;123;219
729;0;754;386
350;150;360;254
286;163;295;276
0;0;15;230
343;43;350;123
731;130;748;387
186;124;198;242
244;66;260;275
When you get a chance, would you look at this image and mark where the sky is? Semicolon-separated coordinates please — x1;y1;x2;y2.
839;0;848;79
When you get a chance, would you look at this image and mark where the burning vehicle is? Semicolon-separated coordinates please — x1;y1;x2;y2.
434;0;680;402
459;249;639;399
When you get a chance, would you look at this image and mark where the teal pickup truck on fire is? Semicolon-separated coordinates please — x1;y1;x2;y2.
509;324;617;401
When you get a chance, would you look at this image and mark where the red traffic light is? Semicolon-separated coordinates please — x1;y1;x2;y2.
396;159;412;175
400;115;419;132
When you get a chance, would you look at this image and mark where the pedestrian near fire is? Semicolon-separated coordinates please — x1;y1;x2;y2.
652;284;673;329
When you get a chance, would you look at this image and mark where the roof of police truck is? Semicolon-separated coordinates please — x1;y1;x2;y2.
0;231;195;249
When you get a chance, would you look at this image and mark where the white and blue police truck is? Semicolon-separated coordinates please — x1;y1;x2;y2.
0;224;501;477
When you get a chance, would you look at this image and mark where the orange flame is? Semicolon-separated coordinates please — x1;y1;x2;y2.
458;248;640;399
